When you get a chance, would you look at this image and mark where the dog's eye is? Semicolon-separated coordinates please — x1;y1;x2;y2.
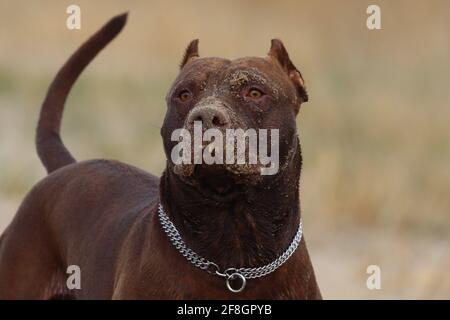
178;90;192;102
247;88;264;100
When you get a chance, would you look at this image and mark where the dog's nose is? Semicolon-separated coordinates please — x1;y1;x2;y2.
187;105;230;129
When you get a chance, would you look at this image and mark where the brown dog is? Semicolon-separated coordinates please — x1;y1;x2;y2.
0;13;321;299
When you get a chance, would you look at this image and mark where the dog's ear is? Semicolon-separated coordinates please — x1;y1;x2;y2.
180;39;199;69
268;39;308;109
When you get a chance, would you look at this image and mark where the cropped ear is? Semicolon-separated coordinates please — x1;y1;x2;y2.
268;39;308;109
180;39;199;69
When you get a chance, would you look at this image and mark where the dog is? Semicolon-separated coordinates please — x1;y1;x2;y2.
0;13;321;299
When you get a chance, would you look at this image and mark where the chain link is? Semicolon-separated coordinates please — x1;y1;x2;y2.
158;204;303;289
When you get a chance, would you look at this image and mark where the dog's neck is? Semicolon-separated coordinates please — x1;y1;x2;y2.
159;142;302;269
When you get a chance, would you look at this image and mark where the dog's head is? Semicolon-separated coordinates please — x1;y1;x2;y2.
161;39;308;198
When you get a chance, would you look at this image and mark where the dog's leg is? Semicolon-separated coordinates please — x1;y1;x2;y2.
0;197;66;299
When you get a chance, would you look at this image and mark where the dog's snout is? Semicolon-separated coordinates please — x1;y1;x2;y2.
187;106;230;129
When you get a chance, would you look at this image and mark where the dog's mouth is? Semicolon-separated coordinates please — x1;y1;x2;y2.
169;124;275;200
174;161;262;183
172;162;259;201
172;140;264;177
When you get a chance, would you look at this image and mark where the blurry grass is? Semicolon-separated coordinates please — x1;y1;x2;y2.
0;0;449;298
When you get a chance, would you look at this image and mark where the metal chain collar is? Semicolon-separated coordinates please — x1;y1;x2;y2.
158;203;303;293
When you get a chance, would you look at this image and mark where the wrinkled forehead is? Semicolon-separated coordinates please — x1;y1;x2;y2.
223;57;283;86
172;56;286;92
176;57;230;82
226;57;278;75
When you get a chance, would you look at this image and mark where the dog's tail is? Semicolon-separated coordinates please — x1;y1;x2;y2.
36;13;128;173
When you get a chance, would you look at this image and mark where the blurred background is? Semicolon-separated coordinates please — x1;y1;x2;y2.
0;0;449;299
